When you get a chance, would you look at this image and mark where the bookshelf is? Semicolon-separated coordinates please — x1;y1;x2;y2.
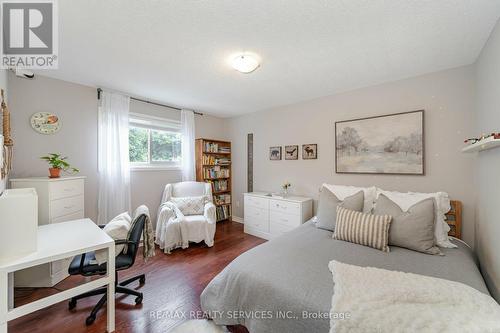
195;138;232;222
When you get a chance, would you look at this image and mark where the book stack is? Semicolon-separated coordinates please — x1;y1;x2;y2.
204;142;219;152
202;155;231;165
218;146;231;154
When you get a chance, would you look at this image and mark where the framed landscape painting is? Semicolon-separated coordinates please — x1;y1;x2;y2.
335;110;424;175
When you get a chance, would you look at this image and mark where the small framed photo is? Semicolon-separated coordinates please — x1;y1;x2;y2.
285;145;299;160
269;146;282;160
302;144;317;159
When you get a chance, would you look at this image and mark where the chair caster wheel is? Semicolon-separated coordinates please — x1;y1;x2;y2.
68;299;77;310
139;276;145;284
135;295;143;304
86;314;96;326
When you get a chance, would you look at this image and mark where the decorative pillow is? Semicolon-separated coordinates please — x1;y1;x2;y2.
170;196;206;216
376;189;454;248
316;188;364;231
95;212;132;265
322;184;377;213
333;206;392;252
374;194;441;255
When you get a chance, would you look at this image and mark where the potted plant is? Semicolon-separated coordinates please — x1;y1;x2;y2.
40;153;79;178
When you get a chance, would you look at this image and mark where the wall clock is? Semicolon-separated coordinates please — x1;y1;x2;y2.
30;112;61;134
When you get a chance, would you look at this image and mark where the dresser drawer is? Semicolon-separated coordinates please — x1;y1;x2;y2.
269;199;300;215
245;195;269;210
50;179;84;200
270;210;301;228
51;210;84;224
245;214;269;232
270;221;294;236
51;195;84;219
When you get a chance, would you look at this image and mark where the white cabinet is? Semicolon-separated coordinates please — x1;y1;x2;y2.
10;176;85;287
244;192;312;240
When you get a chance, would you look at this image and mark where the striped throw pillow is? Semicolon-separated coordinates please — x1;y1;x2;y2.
333;206;392;252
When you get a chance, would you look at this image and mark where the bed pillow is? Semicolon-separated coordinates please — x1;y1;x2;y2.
374;194;441;255
95;212;132;265
316;188;364;231
322;184;377;213
376;189;454;248
170;196;206;216
333;206;392;252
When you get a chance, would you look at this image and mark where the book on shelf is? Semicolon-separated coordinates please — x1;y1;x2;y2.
203;142;231;154
202;155;231;165
214;194;231;205
216;204;231;221
207;179;228;192
204;166;230;179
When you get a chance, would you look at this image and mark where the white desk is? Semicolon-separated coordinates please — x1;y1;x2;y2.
0;219;116;333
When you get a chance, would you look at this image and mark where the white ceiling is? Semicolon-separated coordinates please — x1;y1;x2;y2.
40;0;500;117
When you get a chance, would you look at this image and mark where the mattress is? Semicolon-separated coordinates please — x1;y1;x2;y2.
200;221;489;333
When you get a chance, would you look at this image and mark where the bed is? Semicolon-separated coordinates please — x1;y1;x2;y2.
200;201;490;333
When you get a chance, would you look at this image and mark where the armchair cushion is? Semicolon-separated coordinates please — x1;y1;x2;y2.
170;196;206;216
94;212;132;265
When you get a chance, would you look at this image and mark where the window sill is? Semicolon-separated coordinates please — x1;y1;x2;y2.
130;165;182;172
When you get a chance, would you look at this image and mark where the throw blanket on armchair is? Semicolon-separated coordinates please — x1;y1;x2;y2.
328;260;500;333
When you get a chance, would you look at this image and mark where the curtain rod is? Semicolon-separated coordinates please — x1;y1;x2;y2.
97;88;203;116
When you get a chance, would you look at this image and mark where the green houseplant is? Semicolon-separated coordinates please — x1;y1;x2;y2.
40;153;79;178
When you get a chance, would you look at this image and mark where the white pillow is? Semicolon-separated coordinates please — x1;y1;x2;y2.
170;196;206;216
376;189;455;248
94;212;132;265
322;184;377;213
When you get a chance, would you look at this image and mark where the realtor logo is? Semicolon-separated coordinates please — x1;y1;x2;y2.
1;0;58;69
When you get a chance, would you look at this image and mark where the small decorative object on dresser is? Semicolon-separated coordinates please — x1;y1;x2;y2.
302;144;317;159
269;146;282;160
40;153;79;178
284;145;298;160
30;112;61;134
10;176;86;287
281;181;291;197
243;192;312;240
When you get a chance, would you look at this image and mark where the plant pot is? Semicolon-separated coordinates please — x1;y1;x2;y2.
49;168;61;178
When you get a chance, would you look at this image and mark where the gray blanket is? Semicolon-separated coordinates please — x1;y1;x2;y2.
200;221;489;333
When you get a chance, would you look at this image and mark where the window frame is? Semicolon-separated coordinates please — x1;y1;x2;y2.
129;113;182;171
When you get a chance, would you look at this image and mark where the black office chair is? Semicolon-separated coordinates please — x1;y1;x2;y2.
68;214;147;325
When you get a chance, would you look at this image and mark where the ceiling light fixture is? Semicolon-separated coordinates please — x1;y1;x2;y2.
230;53;260;74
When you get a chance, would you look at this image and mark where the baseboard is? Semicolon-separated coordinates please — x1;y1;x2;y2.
232;216;244;223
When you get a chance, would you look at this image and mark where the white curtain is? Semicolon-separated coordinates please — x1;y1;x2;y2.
181;109;196;181
97;91;131;225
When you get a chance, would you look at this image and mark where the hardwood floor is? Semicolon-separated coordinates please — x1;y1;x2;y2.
9;220;265;333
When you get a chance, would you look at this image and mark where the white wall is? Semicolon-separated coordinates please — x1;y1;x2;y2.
227;66;477;246
475;18;500;301
8;74;227;225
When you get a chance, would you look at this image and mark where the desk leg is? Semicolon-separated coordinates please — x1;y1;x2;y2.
1;271;8;333
106;244;115;332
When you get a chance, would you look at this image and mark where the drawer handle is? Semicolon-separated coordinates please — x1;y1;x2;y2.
281;218;288;222
64;188;74;192
64;205;74;209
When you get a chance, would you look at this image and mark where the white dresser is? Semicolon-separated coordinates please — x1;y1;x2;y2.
10;176;85;287
244;192;313;240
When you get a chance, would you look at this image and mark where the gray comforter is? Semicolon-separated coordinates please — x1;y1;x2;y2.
200;221;489;333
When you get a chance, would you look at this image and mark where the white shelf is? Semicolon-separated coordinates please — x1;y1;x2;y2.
462;137;500;153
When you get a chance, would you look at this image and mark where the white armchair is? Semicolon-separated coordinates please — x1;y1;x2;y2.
155;181;216;253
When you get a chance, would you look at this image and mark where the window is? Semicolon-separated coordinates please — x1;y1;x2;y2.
129;113;182;169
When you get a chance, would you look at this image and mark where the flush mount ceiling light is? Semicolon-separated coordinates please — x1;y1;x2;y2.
230;53;260;74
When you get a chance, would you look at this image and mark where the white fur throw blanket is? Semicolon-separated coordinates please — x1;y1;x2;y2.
328;261;500;333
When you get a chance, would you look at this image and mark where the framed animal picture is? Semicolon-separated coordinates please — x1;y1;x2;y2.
269;146;282;160
285;145;298;160
302;144;317;159
335;110;424;175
